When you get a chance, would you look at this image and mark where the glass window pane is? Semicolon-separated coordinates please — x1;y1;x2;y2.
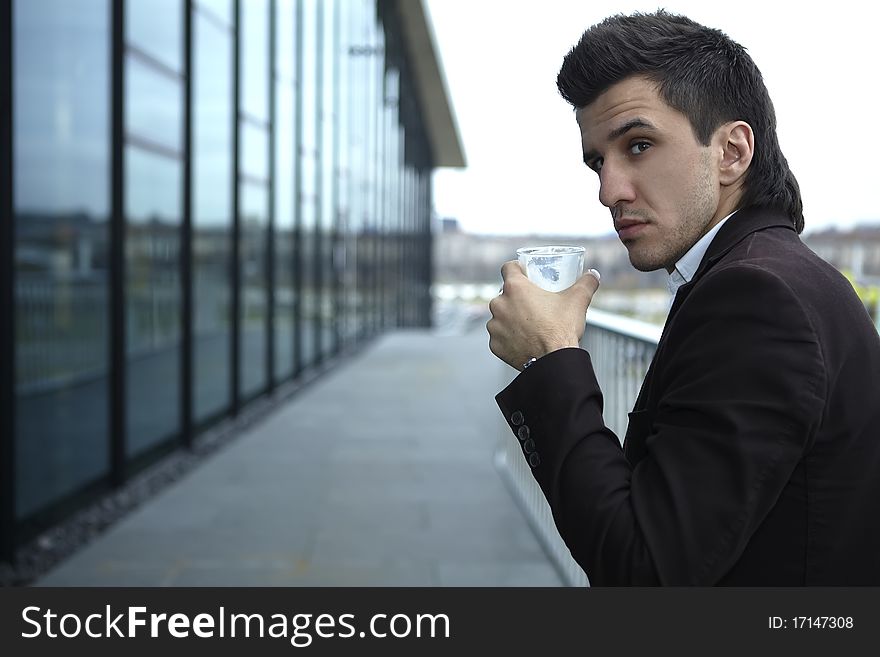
274;0;297;380
196;0;231;26
193;5;233;420
13;0;111;518
125;147;182;456
126;54;183;152
298;0;319;367
241;121;268;180
275;0;295;82
240;183;268;397
126;0;182;73
241;0;269;122
319;0;336;357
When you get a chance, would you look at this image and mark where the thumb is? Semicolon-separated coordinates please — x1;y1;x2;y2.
576;268;601;293
561;268;600;304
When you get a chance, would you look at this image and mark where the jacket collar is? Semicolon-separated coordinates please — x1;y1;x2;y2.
665;206;796;322
691;205;797;283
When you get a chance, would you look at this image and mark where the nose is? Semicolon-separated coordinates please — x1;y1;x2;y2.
598;162;636;209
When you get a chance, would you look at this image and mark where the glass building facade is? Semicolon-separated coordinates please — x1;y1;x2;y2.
0;0;463;561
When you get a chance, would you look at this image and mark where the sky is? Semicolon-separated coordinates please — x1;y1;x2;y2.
424;0;880;237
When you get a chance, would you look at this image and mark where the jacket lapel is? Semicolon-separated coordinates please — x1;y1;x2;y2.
621;206;797;465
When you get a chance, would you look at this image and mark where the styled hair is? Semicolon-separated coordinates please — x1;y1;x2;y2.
557;10;804;232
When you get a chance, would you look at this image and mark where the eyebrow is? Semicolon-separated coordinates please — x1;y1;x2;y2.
582;118;658;165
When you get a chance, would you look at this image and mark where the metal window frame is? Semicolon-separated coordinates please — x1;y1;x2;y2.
331;0;342;355
181;0;194;447
313;0;324;365
231;0;241;415
1;0;16;562
292;0;304;377
267;0;276;389
110;0;127;487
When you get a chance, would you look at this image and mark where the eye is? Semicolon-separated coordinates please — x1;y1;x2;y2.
588;157;604;173
629;141;651;155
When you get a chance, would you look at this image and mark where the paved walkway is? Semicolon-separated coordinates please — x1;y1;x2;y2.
35;324;564;586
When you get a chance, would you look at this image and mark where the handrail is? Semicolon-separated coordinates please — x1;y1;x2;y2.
586;307;662;344
495;309;662;587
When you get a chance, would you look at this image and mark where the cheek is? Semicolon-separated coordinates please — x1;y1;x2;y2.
639;165;692;211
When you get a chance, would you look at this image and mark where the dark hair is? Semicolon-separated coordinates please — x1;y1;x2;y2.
557;10;804;232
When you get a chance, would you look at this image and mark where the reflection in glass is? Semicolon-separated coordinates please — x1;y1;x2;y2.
125;148;182;455
298;0;319;368
239;0;270;396
196;0;231;25
241;0;269;122
126;54;183;151
126;0;183;73
319;0;337;358
241;121;269;180
240;183;268;397
274;0;297;380
13;0;111;519
384;67;401;329
124;0;184;456
335;0;354;348
193;4;233;421
346;0;368;344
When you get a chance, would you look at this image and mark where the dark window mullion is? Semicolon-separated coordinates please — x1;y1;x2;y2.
331;0;341;355
110;0;126;487
231;0;241;414
267;0;275;388
313;0;324;365
1;0;16;562
181;0;194;448
292;0;303;377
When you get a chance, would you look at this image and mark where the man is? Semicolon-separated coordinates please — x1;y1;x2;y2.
487;10;880;585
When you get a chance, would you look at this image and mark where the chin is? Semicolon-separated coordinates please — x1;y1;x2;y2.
627;250;666;273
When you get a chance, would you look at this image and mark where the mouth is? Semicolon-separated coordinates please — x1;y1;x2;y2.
615;219;649;241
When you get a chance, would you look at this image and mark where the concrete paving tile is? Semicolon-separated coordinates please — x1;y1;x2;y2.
433;561;564;587
31;330;563;588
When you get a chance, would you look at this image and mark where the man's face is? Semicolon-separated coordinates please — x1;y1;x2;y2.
576;76;723;273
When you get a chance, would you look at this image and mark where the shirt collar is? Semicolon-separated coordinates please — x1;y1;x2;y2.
667;212;735;297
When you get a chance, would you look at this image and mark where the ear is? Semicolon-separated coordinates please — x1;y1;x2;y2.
717;121;754;187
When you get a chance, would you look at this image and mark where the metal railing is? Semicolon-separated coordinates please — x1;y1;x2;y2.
495;308;661;587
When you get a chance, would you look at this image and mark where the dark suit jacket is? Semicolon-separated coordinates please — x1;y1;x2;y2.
496;206;880;585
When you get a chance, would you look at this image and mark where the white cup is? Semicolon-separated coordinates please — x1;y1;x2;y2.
516;245;586;292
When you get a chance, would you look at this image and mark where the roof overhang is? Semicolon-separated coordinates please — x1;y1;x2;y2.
394;0;466;168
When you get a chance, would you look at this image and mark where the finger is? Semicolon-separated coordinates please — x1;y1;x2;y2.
500;260;525;280
565;268;601;298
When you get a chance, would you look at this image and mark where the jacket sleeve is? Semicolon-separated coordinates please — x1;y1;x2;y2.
495;264;826;585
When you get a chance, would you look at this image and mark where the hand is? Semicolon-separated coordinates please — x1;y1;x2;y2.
487;261;601;371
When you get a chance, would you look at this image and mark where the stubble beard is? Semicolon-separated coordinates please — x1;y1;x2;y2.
626;153;717;273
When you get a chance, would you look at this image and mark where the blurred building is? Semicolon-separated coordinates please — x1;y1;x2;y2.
0;0;464;561
432;222;666;289
803;225;880;282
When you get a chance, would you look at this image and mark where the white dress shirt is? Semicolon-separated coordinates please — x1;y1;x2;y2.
667;213;735;298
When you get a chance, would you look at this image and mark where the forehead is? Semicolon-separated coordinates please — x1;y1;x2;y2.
575;76;686;145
